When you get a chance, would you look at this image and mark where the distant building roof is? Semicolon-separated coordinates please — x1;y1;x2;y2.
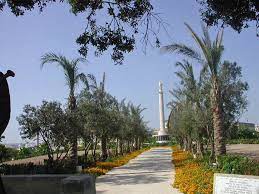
237;122;255;127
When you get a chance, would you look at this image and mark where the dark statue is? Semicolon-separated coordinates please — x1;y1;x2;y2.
0;70;15;194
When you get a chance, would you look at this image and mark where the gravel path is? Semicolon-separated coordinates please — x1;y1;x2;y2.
96;147;182;194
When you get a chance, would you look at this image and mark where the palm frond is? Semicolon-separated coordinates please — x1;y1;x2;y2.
201;23;211;49
41;53;62;69
71;57;87;67
184;23;213;67
162;43;202;62
216;29;224;48
40;52;89;96
76;73;89;89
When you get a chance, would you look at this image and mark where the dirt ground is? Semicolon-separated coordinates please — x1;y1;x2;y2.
227;144;259;161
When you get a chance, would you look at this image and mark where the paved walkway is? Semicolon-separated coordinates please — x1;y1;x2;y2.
96;147;182;194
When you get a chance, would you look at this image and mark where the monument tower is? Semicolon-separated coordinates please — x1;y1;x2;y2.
154;81;169;143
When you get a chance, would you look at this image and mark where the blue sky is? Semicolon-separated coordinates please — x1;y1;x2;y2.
1;1;259;143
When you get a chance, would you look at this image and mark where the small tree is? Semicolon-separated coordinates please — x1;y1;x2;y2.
17;101;72;167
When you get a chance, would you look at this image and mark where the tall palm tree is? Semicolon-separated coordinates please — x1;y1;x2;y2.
163;23;226;157
41;53;94;166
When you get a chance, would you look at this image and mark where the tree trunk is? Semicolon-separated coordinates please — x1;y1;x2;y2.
69;95;78;166
187;137;192;151
92;138;98;162
211;78;226;157
119;140;123;155
196;136;204;158
84;141;91;164
127;141;130;153
134;138;138;150
101;135;108;161
183;138;188;151
115;138;119;156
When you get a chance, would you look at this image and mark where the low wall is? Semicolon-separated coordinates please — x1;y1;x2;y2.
2;174;96;194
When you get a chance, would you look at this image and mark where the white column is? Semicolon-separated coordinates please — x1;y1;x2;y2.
159;81;165;133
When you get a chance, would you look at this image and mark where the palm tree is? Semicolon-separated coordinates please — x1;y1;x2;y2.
41;53;94;166
163;23;226;158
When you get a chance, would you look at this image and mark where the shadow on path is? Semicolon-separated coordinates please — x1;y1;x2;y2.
96;148;182;194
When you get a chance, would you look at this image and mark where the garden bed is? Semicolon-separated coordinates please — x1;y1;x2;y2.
82;148;149;176
172;146;259;194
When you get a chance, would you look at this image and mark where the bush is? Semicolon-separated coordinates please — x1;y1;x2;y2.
227;138;259;144
0;161;76;175
217;155;259;175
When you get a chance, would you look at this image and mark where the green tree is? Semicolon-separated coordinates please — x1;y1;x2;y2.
41;53;94;166
0;0;161;64
78;73;148;161
164;24;226;156
163;23;226;158
78;73;118;161
17;101;72;166
167;54;248;160
219;61;249;136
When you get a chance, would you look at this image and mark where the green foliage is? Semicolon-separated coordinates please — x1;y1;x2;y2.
17;101;72;163
16;147;33;159
0;145;19;162
0;162;75;175
228;139;259;144
217;155;259;175
0;0;160;64
198;0;259;35
164;24;248;157
228;124;258;140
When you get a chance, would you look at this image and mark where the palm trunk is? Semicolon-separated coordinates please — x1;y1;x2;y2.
212;78;226;157
69;95;78;167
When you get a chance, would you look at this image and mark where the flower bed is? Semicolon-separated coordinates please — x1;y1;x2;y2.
82;148;149;176
172;146;214;194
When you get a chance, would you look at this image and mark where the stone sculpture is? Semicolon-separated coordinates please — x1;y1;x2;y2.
0;70;15;194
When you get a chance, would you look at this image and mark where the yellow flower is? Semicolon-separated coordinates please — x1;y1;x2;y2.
172;147;214;194
82;148;149;176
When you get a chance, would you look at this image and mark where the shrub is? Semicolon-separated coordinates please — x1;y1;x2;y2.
217;155;259;175
0;161;75;175
227;138;259;144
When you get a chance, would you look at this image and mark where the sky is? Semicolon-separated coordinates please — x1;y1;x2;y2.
1;1;259;143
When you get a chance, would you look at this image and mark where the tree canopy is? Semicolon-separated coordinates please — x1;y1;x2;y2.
0;0;161;64
198;0;259;35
